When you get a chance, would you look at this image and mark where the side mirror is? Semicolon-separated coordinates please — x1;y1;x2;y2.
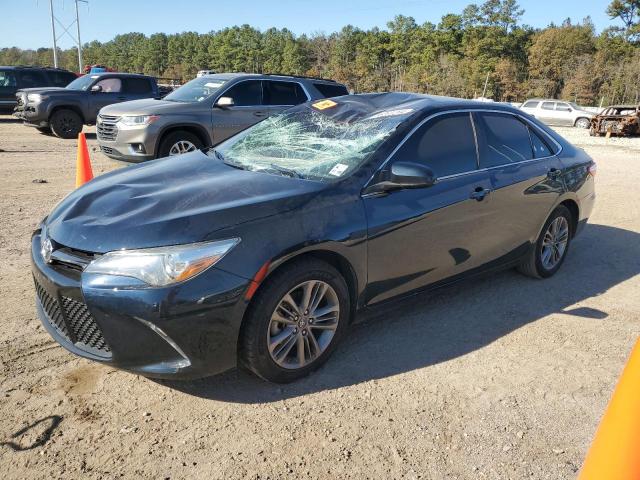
364;161;436;195
215;96;234;108
90;84;103;93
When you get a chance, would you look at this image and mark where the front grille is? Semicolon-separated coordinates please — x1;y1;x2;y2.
97;114;119;141
34;276;111;356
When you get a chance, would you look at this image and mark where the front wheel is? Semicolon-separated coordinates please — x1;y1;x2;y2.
49;109;83;139
518;205;572;279
239;259;350;383
157;130;203;158
575;117;591;129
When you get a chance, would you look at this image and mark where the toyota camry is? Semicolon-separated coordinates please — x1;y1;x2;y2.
31;93;596;383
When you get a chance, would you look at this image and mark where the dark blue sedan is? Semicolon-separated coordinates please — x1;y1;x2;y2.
31;93;596;382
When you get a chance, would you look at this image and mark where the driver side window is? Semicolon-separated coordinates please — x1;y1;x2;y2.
94;78;122;93
222;80;262;106
391;113;478;178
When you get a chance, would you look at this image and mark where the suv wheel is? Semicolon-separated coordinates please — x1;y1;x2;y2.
239;259;350;383
158;131;204;158
575;117;591;129
518;205;572;279
49;109;83;139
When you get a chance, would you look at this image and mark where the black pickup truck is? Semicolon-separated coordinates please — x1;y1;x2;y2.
14;72;161;138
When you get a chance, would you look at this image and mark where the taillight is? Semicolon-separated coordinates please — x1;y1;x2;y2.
588;162;597;177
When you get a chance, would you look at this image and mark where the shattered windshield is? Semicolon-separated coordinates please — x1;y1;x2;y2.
210;106;413;181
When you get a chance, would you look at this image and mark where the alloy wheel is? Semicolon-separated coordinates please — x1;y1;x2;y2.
168;140;197;156
267;280;340;370
540;216;569;270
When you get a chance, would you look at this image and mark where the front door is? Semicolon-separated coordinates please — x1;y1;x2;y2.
212;80;265;144
363;112;496;305
88;77;126;121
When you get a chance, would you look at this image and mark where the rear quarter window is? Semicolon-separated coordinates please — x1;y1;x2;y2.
313;82;349;98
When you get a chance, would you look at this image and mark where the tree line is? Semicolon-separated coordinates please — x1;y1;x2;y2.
2;0;639;106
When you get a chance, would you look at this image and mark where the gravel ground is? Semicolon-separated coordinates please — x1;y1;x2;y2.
0;118;639;479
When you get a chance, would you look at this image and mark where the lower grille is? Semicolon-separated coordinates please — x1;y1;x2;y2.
97;114;119;141
100;145;114;155
34;277;111;356
62;297;110;352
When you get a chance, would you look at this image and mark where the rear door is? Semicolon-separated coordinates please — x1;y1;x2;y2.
538;101;557;124
472;111;562;258
212;80;263;144
0;69;18;108
122;77;155;101
363;112;496;305
262;80;308;116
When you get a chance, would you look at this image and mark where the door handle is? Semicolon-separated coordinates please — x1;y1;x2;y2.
470;187;491;201
253;111;267;118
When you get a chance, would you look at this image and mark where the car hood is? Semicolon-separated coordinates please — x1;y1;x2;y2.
45;151;325;253
18;87;83;96
100;98;204;116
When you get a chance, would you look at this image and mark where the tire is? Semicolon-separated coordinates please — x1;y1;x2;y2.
49;109;83;139
239;258;350;383
36;126;52;135
575;117;591;129
157;131;204;158
518;205;573;279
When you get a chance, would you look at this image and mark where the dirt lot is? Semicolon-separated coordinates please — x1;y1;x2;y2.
1;116;639;480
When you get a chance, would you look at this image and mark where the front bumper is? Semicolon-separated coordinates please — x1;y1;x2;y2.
97;118;160;162
13;102;49;127
31;232;251;379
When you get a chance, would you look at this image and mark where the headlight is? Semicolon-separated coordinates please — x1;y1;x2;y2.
27;93;42;102
117;115;160;126
85;238;240;287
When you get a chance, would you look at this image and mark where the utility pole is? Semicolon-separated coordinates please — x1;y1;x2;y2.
47;0;88;72
49;0;58;67
75;0;83;73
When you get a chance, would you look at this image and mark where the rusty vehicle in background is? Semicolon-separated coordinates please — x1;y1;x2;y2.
590;104;640;137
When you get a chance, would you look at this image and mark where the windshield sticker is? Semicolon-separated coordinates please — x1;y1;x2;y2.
312;99;337;110
368;108;414;119
204;81;225;88
329;163;349;176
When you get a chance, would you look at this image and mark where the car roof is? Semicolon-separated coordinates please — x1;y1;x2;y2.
325;92;519;118
198;72;341;84
84;72;152;78
0;65;74;71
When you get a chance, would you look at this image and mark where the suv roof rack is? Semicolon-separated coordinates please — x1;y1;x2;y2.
263;73;337;83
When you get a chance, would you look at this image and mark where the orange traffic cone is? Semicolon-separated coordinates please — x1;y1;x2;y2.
579;338;640;480
75;132;94;187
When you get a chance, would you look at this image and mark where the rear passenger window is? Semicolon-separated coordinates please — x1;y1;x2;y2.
223;80;262;106
263;81;307;105
123;77;152;94
392;113;477;178
18;71;48;88
48;71;76;87
475;112;533;167
541;102;555;110
313;82;349;98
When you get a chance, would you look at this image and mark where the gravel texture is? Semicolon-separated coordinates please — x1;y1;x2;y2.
0;118;639;479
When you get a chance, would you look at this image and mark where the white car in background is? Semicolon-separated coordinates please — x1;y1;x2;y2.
520;99;594;129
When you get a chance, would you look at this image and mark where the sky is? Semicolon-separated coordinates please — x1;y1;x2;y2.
1;0;615;50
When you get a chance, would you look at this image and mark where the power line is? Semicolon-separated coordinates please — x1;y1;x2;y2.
46;0;88;72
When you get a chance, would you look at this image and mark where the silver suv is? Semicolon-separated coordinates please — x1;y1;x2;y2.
519;99;594;129
97;73;349;162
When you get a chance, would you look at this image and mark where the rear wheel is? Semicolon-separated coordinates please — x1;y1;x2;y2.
575;117;591;129
157;131;203;158
49;109;83;139
518;205;572;279
239;259;350;383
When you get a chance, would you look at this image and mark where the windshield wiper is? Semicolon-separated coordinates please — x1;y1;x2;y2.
212;149;250;171
267;164;303;179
